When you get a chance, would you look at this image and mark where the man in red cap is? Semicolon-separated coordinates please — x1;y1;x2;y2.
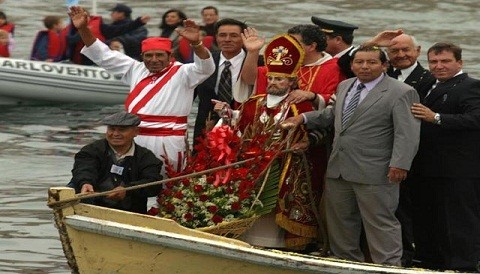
68;6;215;175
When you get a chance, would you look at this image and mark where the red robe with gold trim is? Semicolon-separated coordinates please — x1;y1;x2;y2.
237;94;324;248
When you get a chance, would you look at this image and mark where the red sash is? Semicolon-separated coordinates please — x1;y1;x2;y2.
125;63;182;114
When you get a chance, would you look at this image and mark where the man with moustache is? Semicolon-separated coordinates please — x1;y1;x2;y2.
386;34;436;100
69;6;215;174
382;33;436;266
410;42;480;271
282;46;420;265
213;34;322;249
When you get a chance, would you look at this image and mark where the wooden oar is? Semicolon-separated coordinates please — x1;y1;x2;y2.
47;157;258;208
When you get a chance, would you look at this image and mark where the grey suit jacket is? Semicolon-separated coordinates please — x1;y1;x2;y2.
304;75;420;185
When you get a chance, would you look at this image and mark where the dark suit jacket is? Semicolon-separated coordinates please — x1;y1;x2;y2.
193;51;263;143
193;51;223;143
412;73;480;177
337;47;355;79
387;62;436;101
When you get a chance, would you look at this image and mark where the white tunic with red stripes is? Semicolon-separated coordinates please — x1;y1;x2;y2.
81;39;215;173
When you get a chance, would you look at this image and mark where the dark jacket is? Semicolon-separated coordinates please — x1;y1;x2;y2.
70;139;162;213
412;73;480;177
387;62;436;101
107;18;148;60
337;47;355;79
193;51;223;144
66;17;146;65
193;51;263;144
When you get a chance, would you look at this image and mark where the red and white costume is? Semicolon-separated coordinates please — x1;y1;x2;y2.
81;39;215;173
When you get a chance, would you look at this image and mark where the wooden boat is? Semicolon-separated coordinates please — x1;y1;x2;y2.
0;57;129;105
48;187;457;274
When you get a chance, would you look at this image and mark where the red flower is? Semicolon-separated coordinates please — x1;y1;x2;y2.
212;214;224;224
199;194;208;202
208;205;218;213
182;179;191;187
225;186;234;194
194;185;203;193
187;201;194;208
174;191;183;199
161;189;172;197
165;203;175;212
231;202;241;211
165;181;175;189
184;212;193;221
147;207;159;216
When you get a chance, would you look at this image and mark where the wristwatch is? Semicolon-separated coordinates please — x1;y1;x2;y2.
434;113;441;125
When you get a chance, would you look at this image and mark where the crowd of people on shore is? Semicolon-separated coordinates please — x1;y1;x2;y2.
5;3;477;272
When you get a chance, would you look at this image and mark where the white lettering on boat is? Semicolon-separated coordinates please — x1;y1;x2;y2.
0;59;118;81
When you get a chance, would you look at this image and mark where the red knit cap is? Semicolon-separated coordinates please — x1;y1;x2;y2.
141;37;172;53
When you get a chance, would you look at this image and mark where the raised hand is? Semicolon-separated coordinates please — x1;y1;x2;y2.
176;19;201;43
68;6;89;29
140;15;151;24
241;27;265;52
364;29;404;47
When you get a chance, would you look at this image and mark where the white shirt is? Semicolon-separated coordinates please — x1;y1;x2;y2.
81;39;215;173
334;45;354;58
392;62;418;82
343;74;385;112
215;49;246;94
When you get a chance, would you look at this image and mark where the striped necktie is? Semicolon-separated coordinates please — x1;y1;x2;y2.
342;83;365;126
218;60;232;103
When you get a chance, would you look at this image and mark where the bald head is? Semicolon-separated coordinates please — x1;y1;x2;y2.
387;34;421;69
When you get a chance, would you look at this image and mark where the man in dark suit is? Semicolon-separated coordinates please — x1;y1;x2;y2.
283;46;420;265
311;17;358;78
386;34;436;100
410;42;480;271
193;18;247;145
384;33;436;266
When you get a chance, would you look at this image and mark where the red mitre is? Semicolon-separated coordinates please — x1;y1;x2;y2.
264;34;305;78
141;37;172;53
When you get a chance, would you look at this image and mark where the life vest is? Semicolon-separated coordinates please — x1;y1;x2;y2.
177;36;215;63
30;30;67;61
0;44;9;57
71;16;105;64
0;23;14;57
0;23;15;35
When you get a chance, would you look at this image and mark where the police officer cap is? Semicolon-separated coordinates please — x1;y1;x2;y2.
109;4;132;17
101;111;140;127
311;16;358;35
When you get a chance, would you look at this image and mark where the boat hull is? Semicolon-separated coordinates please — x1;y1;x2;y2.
48;187;454;274
0;58;129;105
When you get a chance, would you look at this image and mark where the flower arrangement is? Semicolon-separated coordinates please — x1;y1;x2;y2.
150;115;289;230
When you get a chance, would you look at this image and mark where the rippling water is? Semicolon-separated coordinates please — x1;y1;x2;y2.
0;0;479;272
